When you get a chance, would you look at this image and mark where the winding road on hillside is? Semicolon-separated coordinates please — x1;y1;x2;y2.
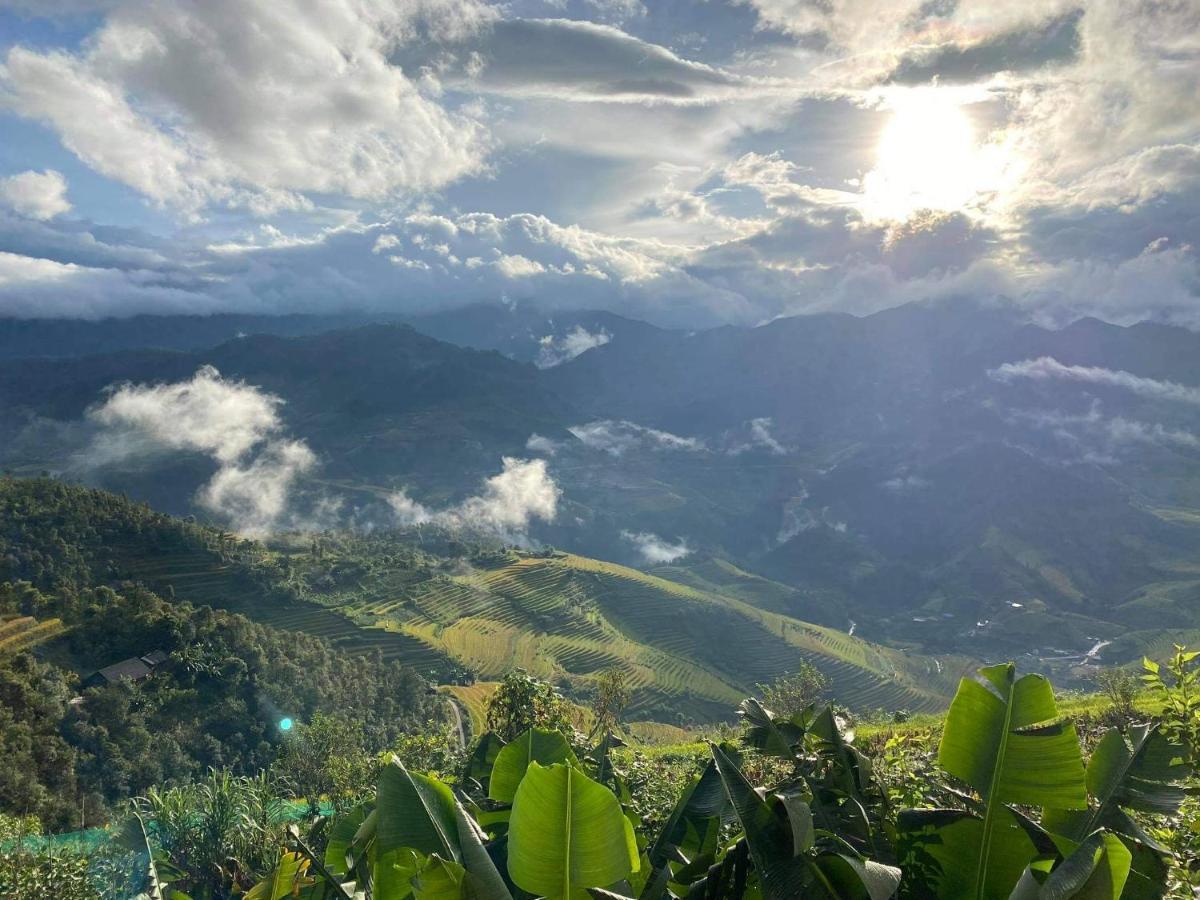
445;696;467;750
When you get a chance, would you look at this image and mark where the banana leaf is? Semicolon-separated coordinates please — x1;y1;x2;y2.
928;663;1088;900
489;728;579;803
507;761;640;900
1009;831;1131;899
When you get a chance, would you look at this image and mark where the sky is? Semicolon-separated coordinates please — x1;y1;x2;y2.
0;0;1196;328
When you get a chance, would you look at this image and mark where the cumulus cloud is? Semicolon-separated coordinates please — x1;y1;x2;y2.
86;366;316;534
0;249;218;319
0;170;71;219
0;0;492;215
536;325;612;368
621;530;690;564
89;365;284;463
741;0;1080;88
200;440;318;535
990;357;1200;406
388;457;559;543
568;419;705;456
1;0;1197;333
888;9;1083;84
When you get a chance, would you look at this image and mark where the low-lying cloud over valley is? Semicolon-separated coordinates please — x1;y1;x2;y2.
85;366;316;535
388;457;560;544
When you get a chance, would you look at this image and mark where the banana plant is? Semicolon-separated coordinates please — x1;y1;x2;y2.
244;851;312;900
897;662;1160;900
738;698;889;858
635;757;729;899
1042;723;1189;900
507;761;640;898
709;742;901;899
118;808;192;900
489;728;578;803
243;667;1182;900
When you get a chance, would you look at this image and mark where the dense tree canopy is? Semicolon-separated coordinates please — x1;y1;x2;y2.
0;478;445;831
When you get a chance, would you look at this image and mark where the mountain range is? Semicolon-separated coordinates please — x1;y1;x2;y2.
4;299;1200;678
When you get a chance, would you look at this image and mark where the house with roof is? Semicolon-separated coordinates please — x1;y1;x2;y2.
82;650;169;689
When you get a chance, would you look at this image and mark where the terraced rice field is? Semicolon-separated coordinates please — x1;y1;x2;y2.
333;552;961;721
111;541;457;679
0;615;67;655
99;526;960;722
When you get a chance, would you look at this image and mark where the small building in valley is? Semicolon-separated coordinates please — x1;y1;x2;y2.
82;650;169;689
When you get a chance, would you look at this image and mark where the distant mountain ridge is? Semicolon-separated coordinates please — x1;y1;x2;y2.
4;300;1200;674
0;303;666;365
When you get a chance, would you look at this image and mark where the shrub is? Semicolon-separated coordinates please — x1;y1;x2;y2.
1095;665;1140;720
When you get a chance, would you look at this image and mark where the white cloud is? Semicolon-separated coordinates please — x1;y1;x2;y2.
86;366;316;534
0;0;493;215
0;1;1196;332
1008;403;1200;456
621;530;691;564
568;419;705;456
0;170;70;219
388;457;559;543
496;253;546;278
391;16;776;104
89;365;284;463
536;325;612;368
990;357;1200;406
0;249;221;319
741;0;1081;87
525;433;564;456
200;439;317;536
776;482;847;543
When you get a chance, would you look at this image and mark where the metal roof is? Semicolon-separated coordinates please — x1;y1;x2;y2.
92;657;154;683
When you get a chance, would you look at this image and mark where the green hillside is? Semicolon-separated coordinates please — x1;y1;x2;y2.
1;477;966;722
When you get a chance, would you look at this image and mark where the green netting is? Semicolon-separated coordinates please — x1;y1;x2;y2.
3;798;332;853
0;826;110;853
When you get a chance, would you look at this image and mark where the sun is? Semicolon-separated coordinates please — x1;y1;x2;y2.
860;90;999;222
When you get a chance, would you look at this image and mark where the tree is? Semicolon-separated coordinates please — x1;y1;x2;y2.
756;661;829;716
484;670;573;742
588;667;631;738
274;713;370;814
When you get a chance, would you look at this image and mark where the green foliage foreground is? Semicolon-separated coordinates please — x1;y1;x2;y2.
206;662;1190;900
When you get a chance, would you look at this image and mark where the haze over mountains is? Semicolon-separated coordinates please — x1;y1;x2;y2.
4;299;1200;677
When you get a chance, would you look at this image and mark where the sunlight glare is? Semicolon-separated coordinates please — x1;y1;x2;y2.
860;90;999;222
